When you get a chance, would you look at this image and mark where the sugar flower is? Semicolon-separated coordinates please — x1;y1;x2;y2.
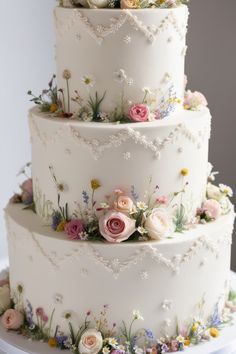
133;310;144;320
184;90;208;111
202;199;221;220
120;0;139;8
0;285;11;315
88;0;109;8
206;183;222;201
145;208;174;240
21;178;33;205
79;329;103;354
113;69;127;83
64;219;85;240
219;184;233;197
1;309;24;330
129;104;149;122
99;210;136;243
82;75;95;87
63;69;71;80
91;179;101;190
114;196;134;214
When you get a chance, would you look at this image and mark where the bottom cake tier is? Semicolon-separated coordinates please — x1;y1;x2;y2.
4;203;235;347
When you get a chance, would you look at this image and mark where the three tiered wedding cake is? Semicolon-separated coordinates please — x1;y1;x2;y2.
1;0;235;352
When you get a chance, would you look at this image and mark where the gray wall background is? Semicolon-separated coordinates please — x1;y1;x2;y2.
0;0;236;268
186;0;236;270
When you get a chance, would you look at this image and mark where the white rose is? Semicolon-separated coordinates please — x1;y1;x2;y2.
145;209;174;240
206;183;222;201
79;329;103;354
0;285;11;315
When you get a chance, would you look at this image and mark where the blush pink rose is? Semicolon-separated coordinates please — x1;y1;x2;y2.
21;178;33;204
156;196;168;205
99;210;136;243
202;199;221;220
114;196;134;214
128;104;149;122
184;90;208;110
1;309;24;330
65;219;85;240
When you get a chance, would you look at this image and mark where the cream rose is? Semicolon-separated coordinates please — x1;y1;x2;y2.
206;183;222;201
99;210;136;243
203;199;221;220
88;0;109;8
145;209;174;240
79;329;103;354
120;0;138;9
114;196;134;214
0;285;11;315
1;309;24;330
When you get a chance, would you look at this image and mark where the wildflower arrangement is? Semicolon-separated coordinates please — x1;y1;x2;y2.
196;164;233;224
1;283;236;353
29;71;180;123
58;0;189;9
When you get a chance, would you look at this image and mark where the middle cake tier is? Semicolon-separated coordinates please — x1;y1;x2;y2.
29;107;211;221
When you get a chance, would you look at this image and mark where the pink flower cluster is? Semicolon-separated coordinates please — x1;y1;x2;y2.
1;309;24;330
99;195;136;243
36;307;48;323
184;90;208;111
128;104;149;122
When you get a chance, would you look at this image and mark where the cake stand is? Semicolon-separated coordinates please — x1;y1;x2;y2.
1;267;236;354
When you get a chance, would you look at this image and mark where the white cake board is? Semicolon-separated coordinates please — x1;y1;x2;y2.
0;270;236;354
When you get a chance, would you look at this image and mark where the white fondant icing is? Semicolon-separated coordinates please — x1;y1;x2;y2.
5;203;234;337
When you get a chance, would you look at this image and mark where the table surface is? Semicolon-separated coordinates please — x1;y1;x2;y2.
1;271;236;354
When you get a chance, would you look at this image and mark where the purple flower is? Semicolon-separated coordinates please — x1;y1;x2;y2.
161;343;169;353
82;191;89;205
64;219;85;240
52;211;62;230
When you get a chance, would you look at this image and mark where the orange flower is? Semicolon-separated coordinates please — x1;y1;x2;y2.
48;337;57;348
209;327;219;338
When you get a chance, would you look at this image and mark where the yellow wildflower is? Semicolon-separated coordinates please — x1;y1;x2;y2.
184;339;191;347
56;220;67;232
48;337;57;348
181;168;189;177
91;179;101;190
209;327;219;338
184;104;191;110
191;322;199;333
50;103;58;113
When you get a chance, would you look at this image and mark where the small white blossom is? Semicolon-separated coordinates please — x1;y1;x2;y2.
102;347;110;354
79;232;89;240
123;152;131;160
219;184;233;197
142;87;152;95
161;300;173;312
100;202;110;209
53;293;63;304
126;78;134;86
137;226;148;235
82;75;95;87
108;338;118;346
136;202;148;211
176;335;185;343
134;346;144;354
140;271;149;280
133;310;144;321
114;69;127;83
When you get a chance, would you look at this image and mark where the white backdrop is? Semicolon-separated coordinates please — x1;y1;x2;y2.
0;0;55;261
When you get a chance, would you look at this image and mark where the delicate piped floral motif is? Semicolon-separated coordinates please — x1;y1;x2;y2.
1;284;236;353
58;0;189;9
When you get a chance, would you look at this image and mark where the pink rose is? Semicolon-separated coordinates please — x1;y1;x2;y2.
36;307;44;317
21;178;33;204
64;219;85;240
184;90;208;110
99;210;136;243
128;104;149;122
120;0;138;9
156;196;168;205
202;199;221;220
1;309;24;330
114;196;134;214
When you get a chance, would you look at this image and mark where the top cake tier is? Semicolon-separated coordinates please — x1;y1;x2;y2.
54;6;189;117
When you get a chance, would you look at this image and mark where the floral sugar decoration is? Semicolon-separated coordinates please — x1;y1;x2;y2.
183;75;208;111
58;0;189;9
1;286;236;353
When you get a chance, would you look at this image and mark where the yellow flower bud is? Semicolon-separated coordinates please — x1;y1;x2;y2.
209;327;219;338
56;221;67;232
181;168;189;177
48;338;57;348
50;103;58;113
91;179;101;190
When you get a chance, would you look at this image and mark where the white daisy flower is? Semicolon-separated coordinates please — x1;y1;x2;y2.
137;226;148;235
114;69;127;83
82;75;95;87
219;184;233;197
53;293;63;304
133;310;144;321
136;202;148;211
